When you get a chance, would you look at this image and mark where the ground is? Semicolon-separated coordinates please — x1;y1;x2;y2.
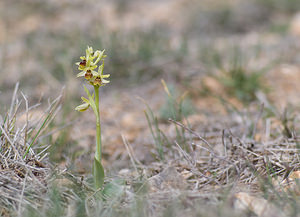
1;0;300;216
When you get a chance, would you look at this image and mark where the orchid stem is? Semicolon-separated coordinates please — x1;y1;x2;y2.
94;85;102;162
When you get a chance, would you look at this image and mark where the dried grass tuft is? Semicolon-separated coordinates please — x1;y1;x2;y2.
0;83;62;215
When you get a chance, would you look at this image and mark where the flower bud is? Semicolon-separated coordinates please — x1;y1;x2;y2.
75;102;90;112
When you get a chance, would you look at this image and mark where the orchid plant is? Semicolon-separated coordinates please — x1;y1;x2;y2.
75;46;110;189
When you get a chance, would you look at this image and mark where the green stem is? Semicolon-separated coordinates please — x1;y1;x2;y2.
94;85;102;162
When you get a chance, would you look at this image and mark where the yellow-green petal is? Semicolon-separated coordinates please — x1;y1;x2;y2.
98;64;104;74
102;79;110;84
77;71;86;77
90;65;98;70
102;74;110;78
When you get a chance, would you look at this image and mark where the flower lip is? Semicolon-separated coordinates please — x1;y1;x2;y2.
93;76;102;86
80;59;87;67
85;70;93;80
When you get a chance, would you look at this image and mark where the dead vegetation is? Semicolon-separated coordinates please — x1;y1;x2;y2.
2;83;300;216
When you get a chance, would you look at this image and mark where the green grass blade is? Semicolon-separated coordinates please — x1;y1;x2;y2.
23;112;51;159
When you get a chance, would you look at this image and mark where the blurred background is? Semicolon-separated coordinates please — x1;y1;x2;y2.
1;0;300;169
1;0;300;98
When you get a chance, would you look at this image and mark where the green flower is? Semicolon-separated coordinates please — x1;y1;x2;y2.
76;67;97;80
90;63;110;87
75;96;90;112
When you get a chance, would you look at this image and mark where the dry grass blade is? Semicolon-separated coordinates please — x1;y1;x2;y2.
169;119;214;150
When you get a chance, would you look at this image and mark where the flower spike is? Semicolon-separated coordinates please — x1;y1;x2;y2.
76;47;109;84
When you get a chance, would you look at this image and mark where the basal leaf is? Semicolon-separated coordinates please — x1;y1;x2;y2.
93;157;105;189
